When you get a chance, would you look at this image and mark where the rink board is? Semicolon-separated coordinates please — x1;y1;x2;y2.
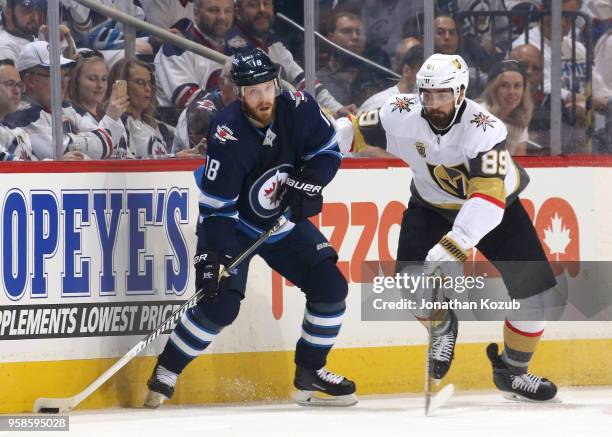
1;157;611;413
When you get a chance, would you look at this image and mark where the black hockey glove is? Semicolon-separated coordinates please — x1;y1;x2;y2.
281;168;324;222
194;250;232;301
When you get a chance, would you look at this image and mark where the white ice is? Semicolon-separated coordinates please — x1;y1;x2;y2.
7;387;612;437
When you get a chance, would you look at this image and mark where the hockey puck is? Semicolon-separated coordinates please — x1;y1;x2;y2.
39;407;60;414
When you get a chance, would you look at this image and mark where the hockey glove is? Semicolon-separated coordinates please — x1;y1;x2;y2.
281;168;324;222
423;231;471;278
194;250;232;301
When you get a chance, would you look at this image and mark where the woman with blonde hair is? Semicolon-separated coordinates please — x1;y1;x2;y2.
106;58;171;159
479;60;533;155
68;50;109;124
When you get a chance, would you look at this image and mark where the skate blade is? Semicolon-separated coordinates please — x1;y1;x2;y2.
294;390;358;407
502;392;562;403
143;391;168;409
425;384;455;416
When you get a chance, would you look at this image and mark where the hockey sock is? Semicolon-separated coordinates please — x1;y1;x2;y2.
502;319;545;375
158;306;223;374
295;301;345;370
417;309;451;334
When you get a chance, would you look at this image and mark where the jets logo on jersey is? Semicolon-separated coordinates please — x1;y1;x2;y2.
263;127;276;147
148;136;168;157
390;96;415;113
426;163;469;199
470;112;496;131
249;164;293;218
289;90;306;108
415;142;426;158
215;124;238;143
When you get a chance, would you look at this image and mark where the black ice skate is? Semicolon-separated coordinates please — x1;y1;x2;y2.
486;343;558;402
293;366;358;407
144;364;177;408
430;309;458;381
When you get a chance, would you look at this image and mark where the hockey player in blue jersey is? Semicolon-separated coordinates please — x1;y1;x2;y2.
145;48;357;408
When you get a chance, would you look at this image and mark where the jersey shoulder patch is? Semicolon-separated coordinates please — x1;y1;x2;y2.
281;90;309;109
463;99;507;157
379;93;420;136
208;102;243;147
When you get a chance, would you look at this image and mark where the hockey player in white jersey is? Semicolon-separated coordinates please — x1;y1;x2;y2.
379;54;561;402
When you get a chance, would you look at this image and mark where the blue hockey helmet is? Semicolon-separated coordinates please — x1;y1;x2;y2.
230;48;279;87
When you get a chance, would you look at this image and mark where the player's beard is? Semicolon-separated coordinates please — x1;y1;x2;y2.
425;107;456;130
244;99;276;126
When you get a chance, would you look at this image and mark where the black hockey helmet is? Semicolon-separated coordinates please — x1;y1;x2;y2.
230;48;279;87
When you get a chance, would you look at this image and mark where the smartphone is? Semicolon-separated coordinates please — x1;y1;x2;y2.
114;80;127;98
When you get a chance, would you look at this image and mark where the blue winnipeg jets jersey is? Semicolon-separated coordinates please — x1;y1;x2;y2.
195;90;342;254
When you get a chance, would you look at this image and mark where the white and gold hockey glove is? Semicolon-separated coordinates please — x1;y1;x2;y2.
423;231;471;277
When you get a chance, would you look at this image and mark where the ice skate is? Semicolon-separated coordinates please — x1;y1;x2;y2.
487;343;558;402
430;309;458;381
293;366;357;407
144;364;177;408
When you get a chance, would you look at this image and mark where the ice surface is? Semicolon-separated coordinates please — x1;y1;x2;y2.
6;387;612;437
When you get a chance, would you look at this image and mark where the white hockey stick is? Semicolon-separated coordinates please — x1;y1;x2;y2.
424;268;454;416
33;211;290;413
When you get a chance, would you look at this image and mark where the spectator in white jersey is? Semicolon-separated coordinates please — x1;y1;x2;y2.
108;58;172;159
358;42;423;113
67;49;109;125
0;0;79;62
143;0;195;30
511;0;587;105
0;0;43;62
3;41;128;160
0;57;33;160
155;0;234;109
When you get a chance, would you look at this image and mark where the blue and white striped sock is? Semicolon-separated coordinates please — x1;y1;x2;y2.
159;306;222;374
295;301;345;370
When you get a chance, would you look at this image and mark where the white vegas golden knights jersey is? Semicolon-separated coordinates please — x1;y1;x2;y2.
379;94;526;212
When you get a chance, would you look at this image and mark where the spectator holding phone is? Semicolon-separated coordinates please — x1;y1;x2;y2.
107;58;172;159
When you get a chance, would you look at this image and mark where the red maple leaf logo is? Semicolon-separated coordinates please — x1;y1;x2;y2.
264;181;277;198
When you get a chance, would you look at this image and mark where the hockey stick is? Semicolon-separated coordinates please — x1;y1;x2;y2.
33;210;291;414
424;267;455;416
